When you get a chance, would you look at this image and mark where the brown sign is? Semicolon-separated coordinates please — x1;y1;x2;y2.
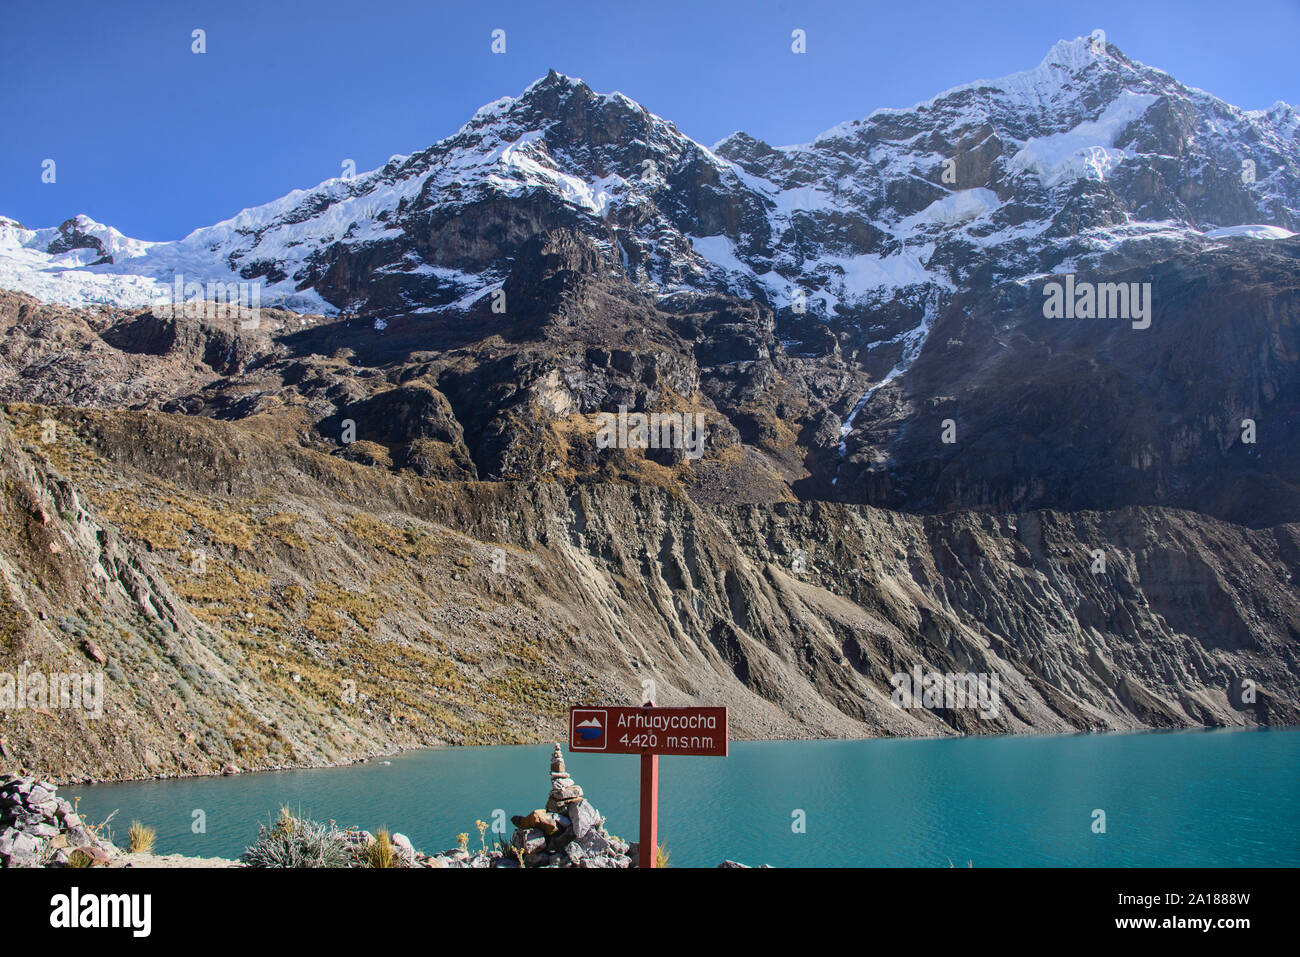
569;706;728;756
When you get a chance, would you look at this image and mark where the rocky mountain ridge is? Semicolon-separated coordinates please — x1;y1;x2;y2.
1;33;1298;781
3;35;1298;515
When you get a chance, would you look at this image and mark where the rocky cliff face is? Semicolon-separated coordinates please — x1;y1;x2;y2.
1;34;1298;781
0;400;1295;783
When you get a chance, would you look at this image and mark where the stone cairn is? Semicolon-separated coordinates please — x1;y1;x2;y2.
0;774;117;868
510;743;632;868
417;743;633;868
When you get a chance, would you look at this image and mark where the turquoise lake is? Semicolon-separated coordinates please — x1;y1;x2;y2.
66;728;1300;867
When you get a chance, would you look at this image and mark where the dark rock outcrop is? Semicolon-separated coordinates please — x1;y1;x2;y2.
0;775;116;867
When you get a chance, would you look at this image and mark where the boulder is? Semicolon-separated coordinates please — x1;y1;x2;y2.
2;832;42;867
568;800;602;839
577;829;610;856
511;828;547;855
561;842;586;866
390;833;416;865
510;808;558;836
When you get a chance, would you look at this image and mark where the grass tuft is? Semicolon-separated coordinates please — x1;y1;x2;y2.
367;828;395;868
127;820;156;854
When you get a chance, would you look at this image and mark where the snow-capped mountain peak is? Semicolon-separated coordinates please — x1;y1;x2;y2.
2;37;1297;322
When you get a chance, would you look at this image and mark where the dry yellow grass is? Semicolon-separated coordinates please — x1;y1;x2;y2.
367;828;395;868
128;820;156;854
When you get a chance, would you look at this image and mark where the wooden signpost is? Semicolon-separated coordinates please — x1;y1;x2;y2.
568;703;728;868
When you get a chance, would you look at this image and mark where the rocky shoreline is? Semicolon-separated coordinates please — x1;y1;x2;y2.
1;747;766;869
0;773;118;868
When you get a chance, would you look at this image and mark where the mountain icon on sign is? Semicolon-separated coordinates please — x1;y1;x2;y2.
570;708;609;750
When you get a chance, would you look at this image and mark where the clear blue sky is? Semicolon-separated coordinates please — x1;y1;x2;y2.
4;0;1298;240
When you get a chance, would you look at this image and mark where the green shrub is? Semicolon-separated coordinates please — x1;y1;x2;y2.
241;806;353;868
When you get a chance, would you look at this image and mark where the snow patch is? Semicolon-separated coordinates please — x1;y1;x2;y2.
1010;90;1158;187
1201;224;1295;240
898;188;1001;234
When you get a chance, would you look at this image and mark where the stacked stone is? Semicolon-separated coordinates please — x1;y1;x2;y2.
506;744;631;868
418;744;632;868
0;774;115;868
546;743;582;809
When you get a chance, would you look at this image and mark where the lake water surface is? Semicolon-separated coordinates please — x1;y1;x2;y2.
66;727;1299;867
